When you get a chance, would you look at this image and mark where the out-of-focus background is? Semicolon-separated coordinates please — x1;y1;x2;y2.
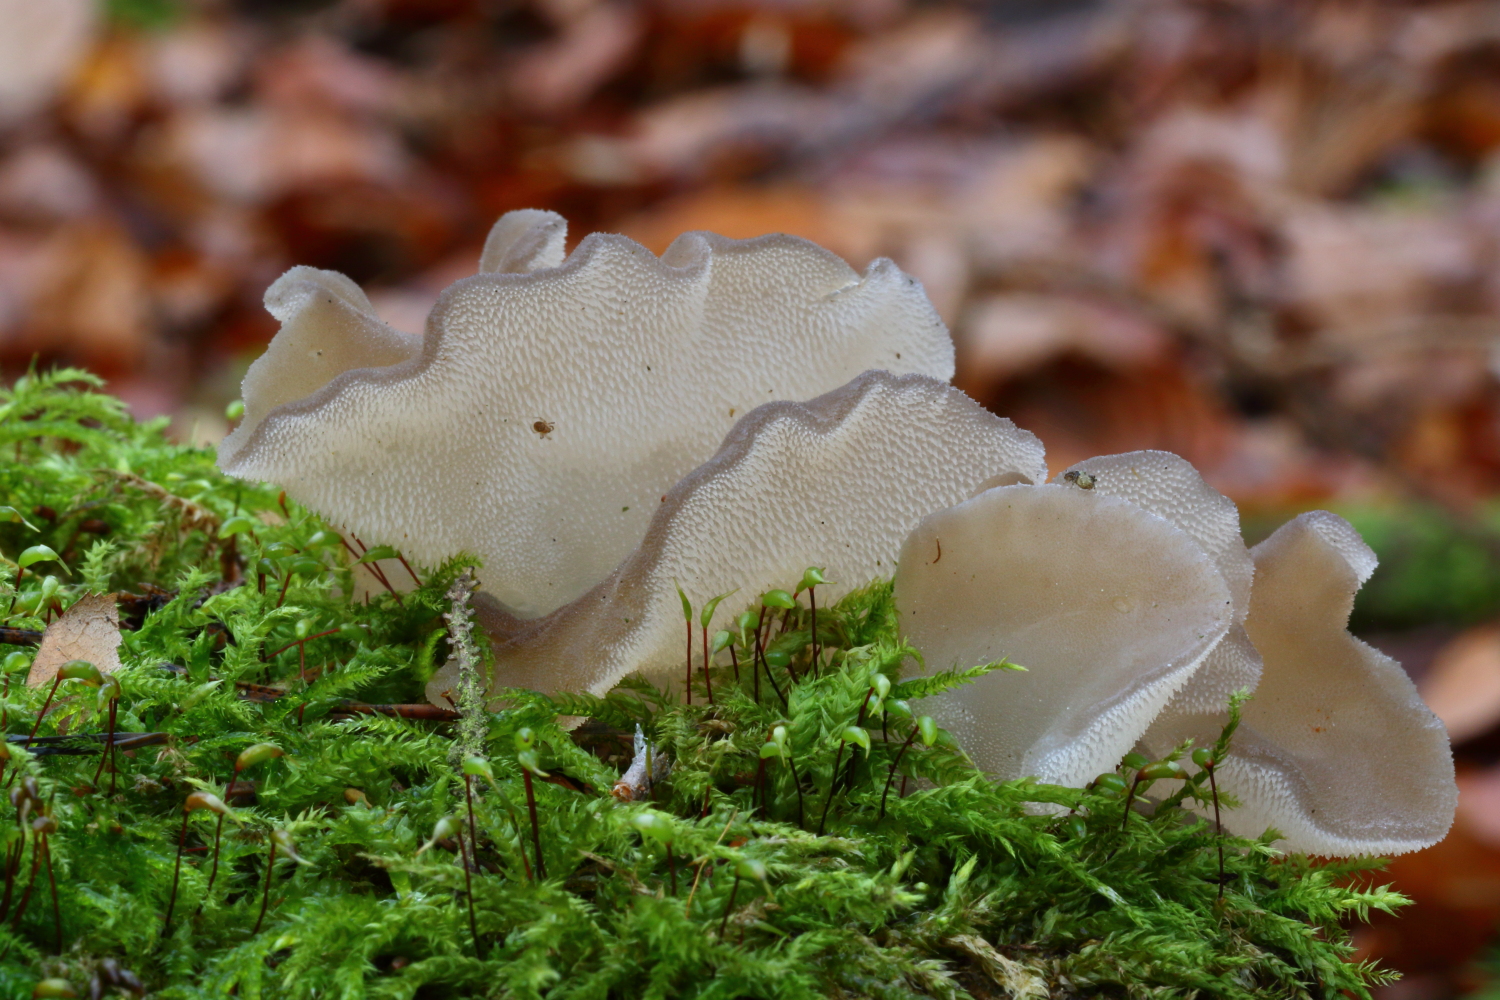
3;0;1500;991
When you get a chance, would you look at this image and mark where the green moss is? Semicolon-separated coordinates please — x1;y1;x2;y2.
0;369;1405;998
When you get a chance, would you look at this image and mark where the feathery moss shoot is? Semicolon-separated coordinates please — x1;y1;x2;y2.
0;368;1408;998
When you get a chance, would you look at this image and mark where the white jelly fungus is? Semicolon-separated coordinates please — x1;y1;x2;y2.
895;452;1456;855
222;209;1456;858
426;370;1045;703
893;479;1233;789
1138;511;1457;856
219;208;955;618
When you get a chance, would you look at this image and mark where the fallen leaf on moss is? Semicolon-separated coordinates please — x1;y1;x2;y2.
27;592;122;687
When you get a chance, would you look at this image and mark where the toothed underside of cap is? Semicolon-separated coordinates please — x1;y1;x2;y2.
893;483;1232;788
220;210;957;618
425;371;1046;704
1230;512;1454;855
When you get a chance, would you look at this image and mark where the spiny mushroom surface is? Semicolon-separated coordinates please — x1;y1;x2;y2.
219;209;954;617
1139;511;1456;856
892;478;1234;788
427;370;1045;704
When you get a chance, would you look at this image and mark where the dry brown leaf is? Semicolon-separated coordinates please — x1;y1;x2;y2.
1419;626;1500;744
1457;767;1500;851
25;221;150;370
0;0;98;121
27;592;122;688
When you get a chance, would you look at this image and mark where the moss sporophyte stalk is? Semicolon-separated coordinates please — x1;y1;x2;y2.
0;367;1417;998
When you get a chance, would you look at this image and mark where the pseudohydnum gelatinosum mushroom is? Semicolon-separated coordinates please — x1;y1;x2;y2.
1054;453;1262;719
1137;511;1456;856
426;370;1047;703
218;209;955;619
892;479;1236;790
893;452;1457;856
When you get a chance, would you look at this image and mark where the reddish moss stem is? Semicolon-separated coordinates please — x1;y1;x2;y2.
10;835;39;932
808;587;818;678
879;729;919;820
1206;763;1225;901
701;625;714;706
252;841;277;935
44;835;59;953
90;699;119;791
162;810;189;936
459;831;483;958
718;874;741;938
522;771;546;880
24;675;63;748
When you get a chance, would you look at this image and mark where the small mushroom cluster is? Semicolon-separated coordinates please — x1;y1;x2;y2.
220;209;1455;857
895;451;1456;856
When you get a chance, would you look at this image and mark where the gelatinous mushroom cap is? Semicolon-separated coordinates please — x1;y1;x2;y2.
893;482;1233;787
1144;511;1456;856
1057;451;1261;713
426;370;1046;703
1056;452;1251;609
219;209;955;617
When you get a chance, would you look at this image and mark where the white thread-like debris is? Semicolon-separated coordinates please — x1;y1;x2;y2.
443;569;486;765
611;725;673;802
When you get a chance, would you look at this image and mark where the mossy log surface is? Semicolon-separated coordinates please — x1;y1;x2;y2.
0;369;1405;999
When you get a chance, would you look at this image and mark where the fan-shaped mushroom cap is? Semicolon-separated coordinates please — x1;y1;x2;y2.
1144;512;1456;856
426;371;1046;703
219;209;955;618
893;482;1233;787
1057;452;1261;713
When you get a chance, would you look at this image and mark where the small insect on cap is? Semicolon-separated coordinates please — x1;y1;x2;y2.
1061;470;1095;489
